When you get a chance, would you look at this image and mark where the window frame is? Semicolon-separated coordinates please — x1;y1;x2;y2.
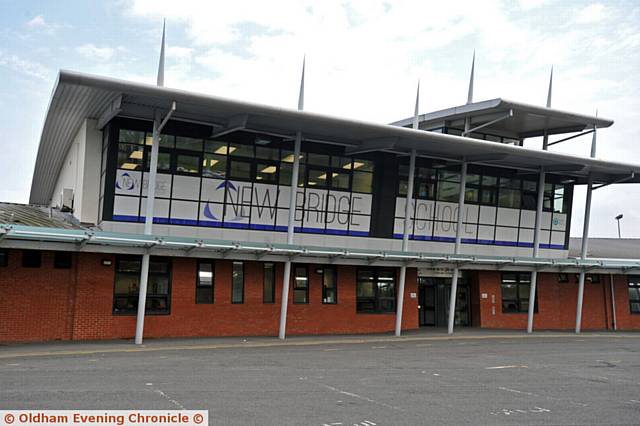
356;267;397;314
195;260;215;304
112;255;172;315
231;261;245;304
263;262;276;304
321;267;338;304
500;272;536;314
628;276;640;314
293;265;309;304
22;250;42;268
53;251;73;269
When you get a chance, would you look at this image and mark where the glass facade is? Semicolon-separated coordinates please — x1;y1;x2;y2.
111;126;374;236
105;119;573;250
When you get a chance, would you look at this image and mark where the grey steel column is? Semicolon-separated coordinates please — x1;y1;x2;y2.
527;67;554;333
576;123;597;333
135;110;161;345
526;169;546;333
395;148;416;337
609;273;617;330
279;57;305;340
575;175;593;333
447;161;467;334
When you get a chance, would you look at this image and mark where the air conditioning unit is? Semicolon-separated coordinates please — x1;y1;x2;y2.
60;188;74;212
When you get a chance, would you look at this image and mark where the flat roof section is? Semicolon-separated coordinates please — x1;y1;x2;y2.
29;70;640;205
391;98;613;139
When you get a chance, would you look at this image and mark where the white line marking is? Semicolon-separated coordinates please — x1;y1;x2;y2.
302;378;403;412
371;346;387;349
151;388;186;410
486;365;528;369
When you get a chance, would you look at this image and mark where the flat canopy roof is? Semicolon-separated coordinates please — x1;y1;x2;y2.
391;98;614;139
30;70;639;205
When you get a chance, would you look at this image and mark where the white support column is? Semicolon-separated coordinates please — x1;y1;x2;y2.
526;169;546;333
575;175;593;333
447;161;467;335
576;122;597;334
135;21;168;345
395;148;416;337
135;110;161;345
526;66;554;333
279;57;305;340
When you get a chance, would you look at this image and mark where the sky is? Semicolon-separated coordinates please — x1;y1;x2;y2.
0;0;639;237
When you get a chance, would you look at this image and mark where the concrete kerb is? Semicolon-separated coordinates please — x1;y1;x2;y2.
0;330;638;360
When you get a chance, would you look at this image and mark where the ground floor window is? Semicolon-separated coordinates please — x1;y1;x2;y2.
501;272;535;313
232;261;244;303
22;250;41;268
321;267;337;304
629;276;640;314
263;263;276;303
113;256;171;314
356;268;396;313
196;261;214;304
54;251;72;269
0;249;7;267
293;266;309;304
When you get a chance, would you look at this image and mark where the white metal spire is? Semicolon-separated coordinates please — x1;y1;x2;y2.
298;55;305;111
546;66;553;108
467;50;475;104
412;80;420;130
157;19;166;87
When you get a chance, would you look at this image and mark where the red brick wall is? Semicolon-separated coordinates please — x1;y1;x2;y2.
476;271;625;330
611;274;640;330
0;251;75;342
0;250;420;342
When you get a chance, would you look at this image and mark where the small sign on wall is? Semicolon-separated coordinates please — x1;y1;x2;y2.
410;292;417;299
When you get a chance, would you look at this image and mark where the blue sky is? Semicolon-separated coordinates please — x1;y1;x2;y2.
1;0;639;238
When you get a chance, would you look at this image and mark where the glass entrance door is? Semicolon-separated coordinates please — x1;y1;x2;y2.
418;277;470;327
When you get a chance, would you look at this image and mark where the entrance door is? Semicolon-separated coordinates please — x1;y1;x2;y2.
418;277;470;327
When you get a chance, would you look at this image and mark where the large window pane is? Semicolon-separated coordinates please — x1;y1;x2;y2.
119;129;145;144
256;163;278;184
308;168;329;188
352;171;373;193
202;154;227;178
145;150;171;172
500;272;534;314
437;181;460;202
229;159;252;180
118;144;144;170
176;154;200;174
176;136;203;151
113;256;171;314
356;268;396;313
229;143;254;158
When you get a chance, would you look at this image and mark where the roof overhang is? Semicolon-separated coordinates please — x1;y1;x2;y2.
391;98;614;138
2;224;640;273
30;71;639;205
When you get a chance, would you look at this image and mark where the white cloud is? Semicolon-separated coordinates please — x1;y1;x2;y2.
0;50;50;81
120;0;640;236
25;14;69;33
26;15;46;28
575;3;608;24
75;44;125;61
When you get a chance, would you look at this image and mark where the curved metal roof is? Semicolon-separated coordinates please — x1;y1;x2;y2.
29;70;640;205
391;98;614;138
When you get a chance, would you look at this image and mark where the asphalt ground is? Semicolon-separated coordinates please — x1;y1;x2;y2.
1;332;639;425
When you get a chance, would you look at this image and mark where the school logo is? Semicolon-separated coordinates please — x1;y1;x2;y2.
115;172;136;191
